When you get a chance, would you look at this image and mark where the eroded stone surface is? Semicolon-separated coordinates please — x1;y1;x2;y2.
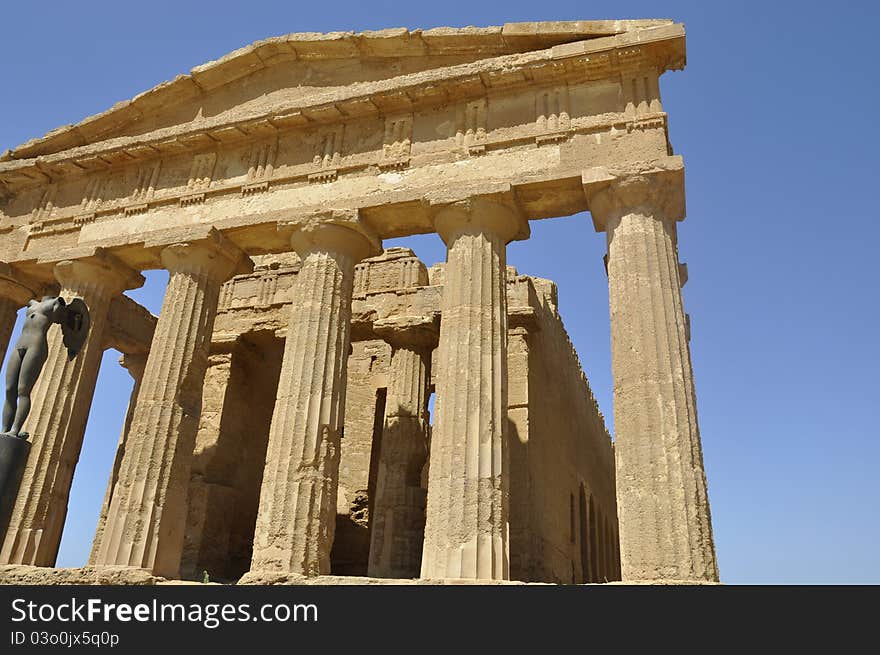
0;20;717;585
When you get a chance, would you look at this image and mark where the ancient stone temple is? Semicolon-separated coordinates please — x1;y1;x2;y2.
0;19;718;584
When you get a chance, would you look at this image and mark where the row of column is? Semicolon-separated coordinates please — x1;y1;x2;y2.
367;317;435;578
242;199;526;581
241;170;715;582
0;254;144;565
0;233;251;577
0;160;717;582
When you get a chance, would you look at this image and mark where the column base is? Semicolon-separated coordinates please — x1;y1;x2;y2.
0;564;163;585
237;571;534;585
0;564;723;586
0;434;31;544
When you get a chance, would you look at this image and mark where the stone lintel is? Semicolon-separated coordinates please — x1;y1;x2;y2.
209;332;263;365
9;157;596;272
582;155;685;232
210;332;244;354
373;315;439;349
103;294;157;355
507;306;540;332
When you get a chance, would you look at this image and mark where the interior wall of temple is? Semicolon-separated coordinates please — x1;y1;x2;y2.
332;338;391;575
181;334;282;582
509;275;619;583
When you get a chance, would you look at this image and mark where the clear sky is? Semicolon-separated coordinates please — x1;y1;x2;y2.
1;1;877;584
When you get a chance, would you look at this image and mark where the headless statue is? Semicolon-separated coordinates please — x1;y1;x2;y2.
1;296;90;439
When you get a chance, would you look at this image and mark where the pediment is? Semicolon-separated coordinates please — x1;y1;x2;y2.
2;20;673;162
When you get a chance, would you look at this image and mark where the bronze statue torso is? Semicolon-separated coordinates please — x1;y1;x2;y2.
2;297;90;439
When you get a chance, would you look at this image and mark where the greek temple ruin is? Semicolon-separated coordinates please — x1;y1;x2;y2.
0;19;718;584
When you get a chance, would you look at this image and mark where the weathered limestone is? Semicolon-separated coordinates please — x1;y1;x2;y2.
87;352;147;565
420;196;528;580
178;348;237;581
584;157;718;582
0;264;41;366
207;250;618;583
93;231;250;577
0;21;716;586
248;220;379;577
180;334;280;583
1;253;143;565
367;316;436;578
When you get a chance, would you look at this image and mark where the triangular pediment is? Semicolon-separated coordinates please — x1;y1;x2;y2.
3;20;673;162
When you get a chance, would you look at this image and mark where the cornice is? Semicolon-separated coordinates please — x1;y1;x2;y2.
1;20;674;163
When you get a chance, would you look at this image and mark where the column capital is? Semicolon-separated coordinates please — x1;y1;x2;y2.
54;249;144;297
160;229;253;282
279;210;381;263
583;155;685;233
0;263;42;306
374;315;439;350
430;193;529;246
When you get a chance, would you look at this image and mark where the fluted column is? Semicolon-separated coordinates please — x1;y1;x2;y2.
368;317;436;579
421;196;528;580
248;220;378;577
0;264;41;368
88;352;147;565
584;156;718;582
1;253;143;565
93;232;249;577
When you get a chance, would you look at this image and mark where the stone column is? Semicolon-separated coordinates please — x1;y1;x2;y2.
1;253;143;565
583;157;718;582
420;196;528;581
248;220;378;577
88;352;147;565
0;264;41;367
93;232;249;577
368;317;436;579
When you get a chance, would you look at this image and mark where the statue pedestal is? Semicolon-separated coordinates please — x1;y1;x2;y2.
0;434;30;543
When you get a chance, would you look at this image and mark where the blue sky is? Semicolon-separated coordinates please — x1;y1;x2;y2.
1;1;877;583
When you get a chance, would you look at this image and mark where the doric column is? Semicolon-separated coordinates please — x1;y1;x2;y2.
421;195;528;580
93;232;249;577
1;252;143;565
248;219;379;577
0;264;41;367
583;156;718;582
88;352;147;565
368;316;436;579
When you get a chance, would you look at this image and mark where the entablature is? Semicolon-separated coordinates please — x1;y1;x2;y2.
0;23;684;284
0;23;683;192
